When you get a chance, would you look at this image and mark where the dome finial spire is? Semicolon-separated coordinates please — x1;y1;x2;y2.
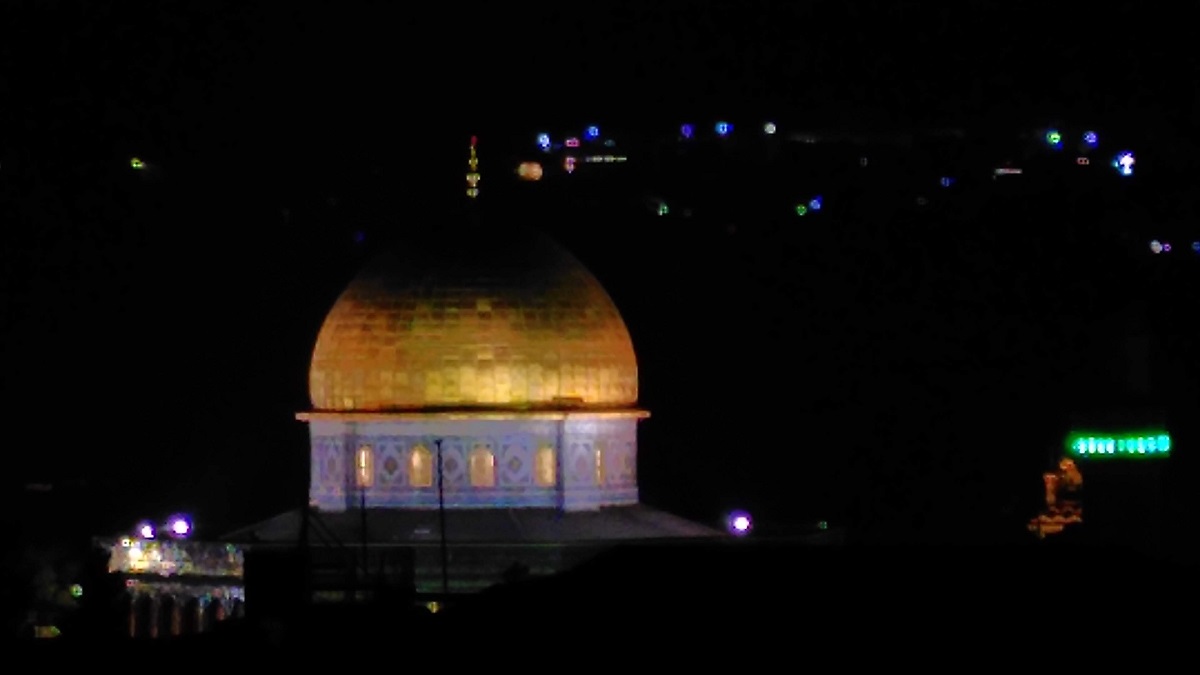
465;135;480;199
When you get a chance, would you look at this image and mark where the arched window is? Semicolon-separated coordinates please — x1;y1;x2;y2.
409;445;433;487
594;445;606;486
470;446;495;487
535;445;556;486
354;445;374;488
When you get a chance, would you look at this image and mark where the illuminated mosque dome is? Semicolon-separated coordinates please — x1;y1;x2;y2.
308;226;638;412
223;139;721;596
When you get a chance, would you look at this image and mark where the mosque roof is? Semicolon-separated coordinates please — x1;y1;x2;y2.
308;223;638;412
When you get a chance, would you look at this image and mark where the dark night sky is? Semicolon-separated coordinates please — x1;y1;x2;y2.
2;2;1198;542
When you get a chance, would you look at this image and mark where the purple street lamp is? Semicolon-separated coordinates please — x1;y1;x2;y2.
727;510;753;536
136;521;156;539
167;515;192;538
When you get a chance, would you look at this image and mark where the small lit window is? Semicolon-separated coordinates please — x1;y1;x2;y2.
409;445;432;487
595;446;606;486
470;447;495;487
535;445;556;486
355;445;374;488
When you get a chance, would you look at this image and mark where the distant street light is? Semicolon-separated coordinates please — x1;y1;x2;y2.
136;521;156;539
167;515;192;538
727;510;753;536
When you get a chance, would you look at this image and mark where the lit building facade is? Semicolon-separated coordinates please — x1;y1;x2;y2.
99;537;245;638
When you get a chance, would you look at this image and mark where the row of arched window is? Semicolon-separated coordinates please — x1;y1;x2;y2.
353;444;605;489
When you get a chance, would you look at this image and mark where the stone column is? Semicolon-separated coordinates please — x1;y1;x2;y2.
169;597;182;636
196;597;208;633
128;593;137;638
147;595;160;639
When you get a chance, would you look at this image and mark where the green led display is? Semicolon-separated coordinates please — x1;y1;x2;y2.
1066;432;1170;459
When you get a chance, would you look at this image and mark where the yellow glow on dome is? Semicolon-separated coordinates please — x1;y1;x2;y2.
309;229;638;411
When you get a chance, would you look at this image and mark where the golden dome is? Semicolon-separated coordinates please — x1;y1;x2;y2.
309;226;638;411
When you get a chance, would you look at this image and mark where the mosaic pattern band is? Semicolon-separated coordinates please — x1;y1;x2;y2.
310;418;640;511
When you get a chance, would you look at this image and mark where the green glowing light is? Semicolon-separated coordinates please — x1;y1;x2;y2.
1066;432;1170;459
795;204;808;216
130;157;144;170
69;584;83;598
1046;130;1062;146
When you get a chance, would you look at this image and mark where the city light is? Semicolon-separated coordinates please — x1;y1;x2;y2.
1083;130;1099;147
585;125;600;139
763;122;777;135
727;510;753;536
715;121;732;136
130;157;144;170
517;162;543;181
466;136;480;199
680;124;694;139
1114;151;1135;176
1067;432;1170;459
1045;130;1063;148
168;515;193;538
136;521;156;539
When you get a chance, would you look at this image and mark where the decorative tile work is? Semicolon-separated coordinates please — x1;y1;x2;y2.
439;441;466;487
500;440;531;485
308;229;638;411
380;444;403;483
568;442;593;485
309;418;641;511
310;436;348;510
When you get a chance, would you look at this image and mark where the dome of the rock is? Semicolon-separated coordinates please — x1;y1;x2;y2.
308;227;638;411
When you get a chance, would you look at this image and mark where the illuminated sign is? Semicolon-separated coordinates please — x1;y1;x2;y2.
1066;432;1170;459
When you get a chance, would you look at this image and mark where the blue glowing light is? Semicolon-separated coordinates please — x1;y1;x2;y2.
715;121;732;136
1192;241;1200;253
585;125;600;139
1083;130;1099;147
808;196;823;211
939;177;954;187
536;133;550;149
680;124;694;139
1114;151;1135;176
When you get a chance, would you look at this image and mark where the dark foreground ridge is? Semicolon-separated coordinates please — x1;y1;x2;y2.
25;539;1195;653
